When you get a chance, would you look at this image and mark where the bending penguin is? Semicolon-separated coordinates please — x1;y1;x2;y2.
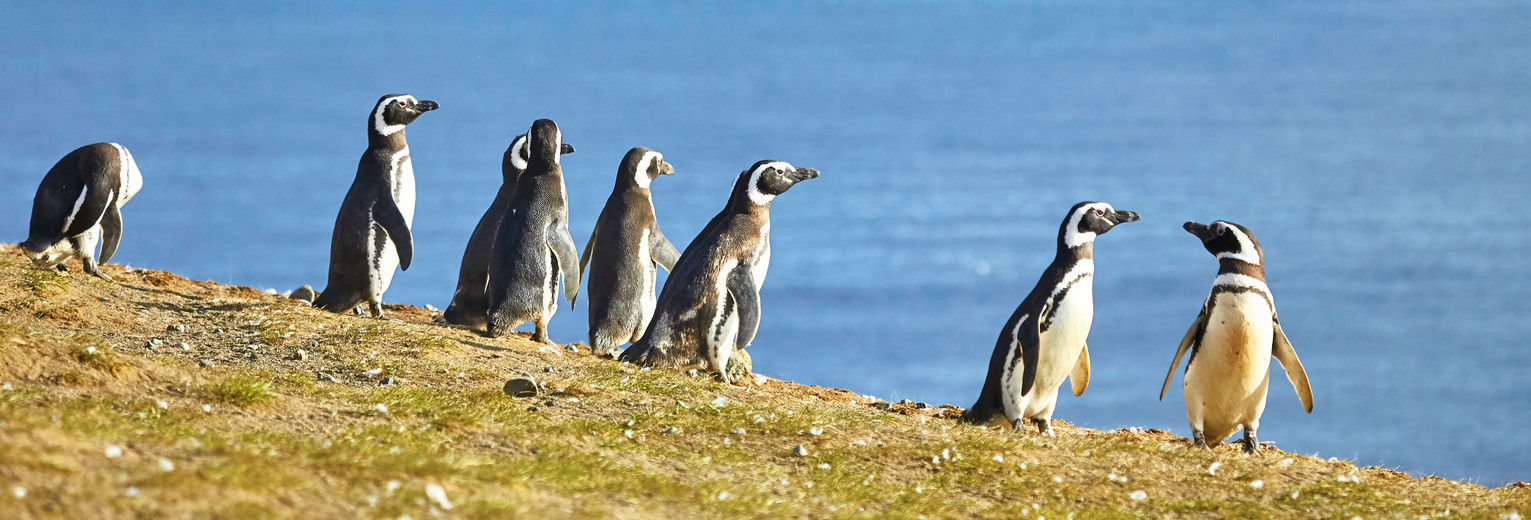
485;119;580;343
20;143;144;280
619;160;819;383
963;202;1140;435
313;94;438;318
579;147;680;357
441;132;574;327
1159;220;1313;454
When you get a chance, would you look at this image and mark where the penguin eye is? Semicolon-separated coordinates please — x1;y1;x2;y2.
1216;225;1226;236
1094;209;1104;216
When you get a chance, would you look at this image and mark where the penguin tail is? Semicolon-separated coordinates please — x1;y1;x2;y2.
311;287;359;314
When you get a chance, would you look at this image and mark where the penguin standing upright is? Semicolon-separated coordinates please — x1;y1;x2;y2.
20;143;144;280
1159;220;1313;453
313;94;438;318
963;202;1140;435
485;119;580;343
619;160;819;383
579;147;679;356
442;132;574;327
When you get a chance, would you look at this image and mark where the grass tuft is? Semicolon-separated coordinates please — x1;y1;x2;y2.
204;374;275;406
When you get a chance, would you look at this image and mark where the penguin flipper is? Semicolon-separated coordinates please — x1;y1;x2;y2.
98;192;123;264
62;184;115;239
374;195;414;271
1272;317;1314;413
1069;342;1090;397
1018;307;1044;396
549;221;581;303
1160;304;1208;400
651;226;681;272
727;265;760;350
574;222;597;308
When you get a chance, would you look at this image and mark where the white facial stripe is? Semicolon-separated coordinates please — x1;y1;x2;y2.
1062;203;1111;248
372;95;415;136
509;135;529;171
552;128;563;165
746;161;793;206
1214;223;1262;265
634;151;662;189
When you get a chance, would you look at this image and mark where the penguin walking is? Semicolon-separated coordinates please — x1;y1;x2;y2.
313;94;438;318
619;160;819;383
441;132;574;327
1159;220;1313;454
20;143;144;280
962;202;1140;435
578;147;680;357
485;119;580;343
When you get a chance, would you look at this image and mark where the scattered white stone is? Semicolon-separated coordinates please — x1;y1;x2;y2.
86;346;97;354
931;456;941;464
851;440;867;447
792;445;809;457
1208;462;1222;475
623;430;634;439
1128;490;1147;501
711;396;728;408
202;404;212;412
105;445;123;458
1;383;10;391
716;490;731;501
941;448;951;460
12;487;24;498
686;369;699;377
731;428;746;435
754;374;768;385
424;483;453;510
174;342;190;351
125;486;139;497
156;400;168;409
817;463;831;470
373;404;389;414
809;426;824;436
536;345;560;355
424;304;439;312
1250;480;1264;489
753;416;766;424
992;455;1004;463
1501;513;1522;520
363;368;383;378
1278;458;1295;467
1053;476;1063;483
1291;490;1300;499
158;458;175;472
663;427;680;435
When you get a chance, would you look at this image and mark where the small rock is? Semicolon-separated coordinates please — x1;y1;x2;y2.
167;325;188;333
754;374;768;386
817;463;831;470
900;399;914;405
564;344;579;353
246;353;258;360
809;426;824;436
731;428;747;435
294;349;308;361
711;396;728;408
105;445;123;458
536;345;560;355
317;372;337;383
1277;458;1294;467
174;342;190;351
363;368;383;378
526;406;539;412
289;285;316;302
543;366;555;373
12;487;24;498
874;402;893;411
992;455;1004;462
125;486;139;497
663;427;681;435
915;402;929;409
423;304;439;312
378;377;396;386
263;288;279;295
155;400;168;409
213;328;224;334
198;360;215;368
424;483;453;510
201;404;212;412
503;378;538;398
1128;490;1147;501
1250;480;1264;489
372;404;388;414
1208;462;1222;476
158;458;175;472
725;349;752;383
792;445;809;457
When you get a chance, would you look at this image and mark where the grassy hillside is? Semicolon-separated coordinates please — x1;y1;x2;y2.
0;244;1525;518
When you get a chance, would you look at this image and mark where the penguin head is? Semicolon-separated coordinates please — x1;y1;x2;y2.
1184;220;1264;265
1062;201;1140;248
370;94;438;137
507;132;575;173
526;119;571;166
740;160;820;206
619;147;674;189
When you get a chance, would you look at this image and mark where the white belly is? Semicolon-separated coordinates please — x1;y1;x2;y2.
367;149;415;300
1184;292;1274;441
1001;274;1094;421
635;229;657;340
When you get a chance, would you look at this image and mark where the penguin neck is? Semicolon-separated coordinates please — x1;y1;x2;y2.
1055;240;1093;266
1217;258;1266;281
368;128;408;151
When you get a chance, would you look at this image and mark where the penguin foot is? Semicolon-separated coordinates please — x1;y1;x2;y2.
1192;430;1211;451
1241;432;1261;455
55;264;68;272
1032;418;1056;437
84;260;111;281
1010;419;1027;433
368;302;386;319
530;329;553;345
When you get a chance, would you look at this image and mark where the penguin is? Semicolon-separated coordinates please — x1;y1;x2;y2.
619;160;820;383
962;202;1140;435
441;132;574;327
313;94;438;318
578;147;679;357
19;142;144;281
485;119;581;343
1159;220;1313;454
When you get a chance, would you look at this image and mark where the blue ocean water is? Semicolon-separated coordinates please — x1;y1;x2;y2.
2;1;1529;485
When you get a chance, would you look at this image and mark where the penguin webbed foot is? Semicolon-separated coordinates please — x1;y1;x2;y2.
368;302;386;319
1241;430;1261;455
1032;418;1055;437
530;325;554;345
55;264;68;272
83;259;111;281
1191;430;1212;451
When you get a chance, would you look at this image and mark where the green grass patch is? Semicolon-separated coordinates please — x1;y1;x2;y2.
203;374;275;406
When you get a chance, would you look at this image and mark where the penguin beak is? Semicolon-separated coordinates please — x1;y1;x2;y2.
788;167;820;183
659;160;675;175
1183;221;1217;240
414;100;439;112
560;143;576;155
1110;209;1140;224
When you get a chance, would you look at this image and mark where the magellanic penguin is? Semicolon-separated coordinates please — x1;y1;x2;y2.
962;202;1140;435
485;119;581;343
441;132;574;327
578;147;679;357
313;94;438;318
1159;220;1313;454
618;160;820;383
20;143;144;280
